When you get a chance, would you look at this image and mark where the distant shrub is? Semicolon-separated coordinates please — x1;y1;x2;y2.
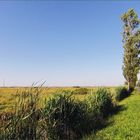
42;91;86;140
73;88;89;94
115;87;129;101
72;86;81;88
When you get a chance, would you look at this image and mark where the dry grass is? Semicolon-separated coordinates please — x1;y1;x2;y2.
0;87;116;113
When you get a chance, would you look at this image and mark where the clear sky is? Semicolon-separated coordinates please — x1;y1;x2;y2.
0;1;140;87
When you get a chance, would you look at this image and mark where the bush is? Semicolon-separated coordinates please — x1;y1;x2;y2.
85;88;114;132
85;94;103;132
42;91;86;140
95;88;114;117
115;87;129;101
73;88;89;94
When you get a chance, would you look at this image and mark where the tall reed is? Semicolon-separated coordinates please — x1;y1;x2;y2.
1;87;43;140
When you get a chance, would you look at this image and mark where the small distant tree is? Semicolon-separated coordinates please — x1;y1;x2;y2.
121;9;140;91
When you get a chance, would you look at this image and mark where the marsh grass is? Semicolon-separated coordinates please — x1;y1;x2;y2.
42;91;87;140
0;87;43;140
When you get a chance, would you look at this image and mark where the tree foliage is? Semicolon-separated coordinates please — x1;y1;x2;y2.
121;9;140;91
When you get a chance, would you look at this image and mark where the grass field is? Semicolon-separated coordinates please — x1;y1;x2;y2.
0;87;93;112
0;87;50;112
83;90;140;140
0;87;115;112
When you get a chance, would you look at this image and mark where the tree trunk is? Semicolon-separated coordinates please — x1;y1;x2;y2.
128;81;134;93
128;81;130;91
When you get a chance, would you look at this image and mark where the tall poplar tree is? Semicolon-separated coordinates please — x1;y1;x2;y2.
121;9;140;91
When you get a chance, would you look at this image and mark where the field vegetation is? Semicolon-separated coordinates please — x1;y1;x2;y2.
0;86;132;139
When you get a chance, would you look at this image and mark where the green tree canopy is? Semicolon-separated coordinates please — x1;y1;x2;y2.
121;9;140;91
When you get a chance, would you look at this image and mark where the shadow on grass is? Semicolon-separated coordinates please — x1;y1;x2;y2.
111;104;127;115
81;91;134;140
82;104;127;140
99;104;127;128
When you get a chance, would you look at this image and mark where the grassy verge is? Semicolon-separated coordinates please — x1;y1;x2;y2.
83;90;140;140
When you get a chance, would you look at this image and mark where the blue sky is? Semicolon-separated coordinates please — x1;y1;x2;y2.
0;1;140;87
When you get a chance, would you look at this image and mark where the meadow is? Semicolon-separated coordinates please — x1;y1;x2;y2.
0;87;60;112
0;86;134;140
0;87;113;112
